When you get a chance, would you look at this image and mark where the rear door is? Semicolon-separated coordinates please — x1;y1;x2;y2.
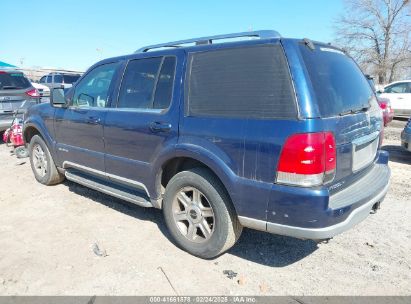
104;53;181;190
54;61;120;173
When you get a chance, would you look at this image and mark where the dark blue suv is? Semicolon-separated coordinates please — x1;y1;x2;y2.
23;31;390;258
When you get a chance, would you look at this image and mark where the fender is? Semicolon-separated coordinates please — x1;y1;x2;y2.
149;141;240;208
24;116;57;159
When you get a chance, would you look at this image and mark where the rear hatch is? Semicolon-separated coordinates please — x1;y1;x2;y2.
298;43;383;193
0;71;33;117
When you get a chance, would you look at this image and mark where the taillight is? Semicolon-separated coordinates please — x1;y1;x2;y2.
276;132;336;187
379;102;387;110
26;88;40;98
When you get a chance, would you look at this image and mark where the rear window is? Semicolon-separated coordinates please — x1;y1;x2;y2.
299;44;373;117
0;72;31;90
63;74;80;84
54;74;63;83
186;44;297;119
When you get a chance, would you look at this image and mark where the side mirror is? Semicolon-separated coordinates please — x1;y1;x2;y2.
51;88;67;107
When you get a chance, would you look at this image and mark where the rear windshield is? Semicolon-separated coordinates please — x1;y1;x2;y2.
0;72;31;90
63;74;80;84
299;44;373;117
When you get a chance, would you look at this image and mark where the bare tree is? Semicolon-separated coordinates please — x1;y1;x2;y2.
335;0;411;84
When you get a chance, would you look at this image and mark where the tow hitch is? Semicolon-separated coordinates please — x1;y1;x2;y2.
371;202;381;214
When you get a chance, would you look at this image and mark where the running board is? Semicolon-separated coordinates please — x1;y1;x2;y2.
65;170;153;208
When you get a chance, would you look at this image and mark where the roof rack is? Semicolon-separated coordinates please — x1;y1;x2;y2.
135;30;281;53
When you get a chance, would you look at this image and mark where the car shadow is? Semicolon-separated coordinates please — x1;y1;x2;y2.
382;145;411;165
227;229;318;267
66;179;317;267
65;180;172;238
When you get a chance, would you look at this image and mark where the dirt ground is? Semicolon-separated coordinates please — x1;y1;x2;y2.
0;120;410;296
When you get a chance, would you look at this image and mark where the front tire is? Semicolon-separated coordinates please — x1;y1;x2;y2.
163;168;242;259
29;135;64;185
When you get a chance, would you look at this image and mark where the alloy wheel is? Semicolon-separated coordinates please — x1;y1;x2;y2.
32;144;48;178
172;186;215;243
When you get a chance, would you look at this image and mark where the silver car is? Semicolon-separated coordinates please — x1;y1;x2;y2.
38;73;81;90
0;70;41;131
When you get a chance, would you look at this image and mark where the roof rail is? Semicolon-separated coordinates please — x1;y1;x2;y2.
135;30;281;53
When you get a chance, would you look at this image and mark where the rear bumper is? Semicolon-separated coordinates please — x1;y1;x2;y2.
401;129;411;152
238;151;391;240
264;179;389;239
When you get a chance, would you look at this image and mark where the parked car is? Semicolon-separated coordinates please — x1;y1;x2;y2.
401;117;411;152
31;81;50;97
378;80;411;117
23;31;390;258
39;72;81;89
365;75;394;126
0;70;40;132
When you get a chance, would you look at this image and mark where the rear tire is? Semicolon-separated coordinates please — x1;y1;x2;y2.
163;167;242;259
29;135;64;185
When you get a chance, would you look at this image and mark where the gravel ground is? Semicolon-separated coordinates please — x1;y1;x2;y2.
0;120;410;296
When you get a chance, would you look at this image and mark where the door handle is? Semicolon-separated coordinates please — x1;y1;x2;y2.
86;116;101;125
149;122;172;132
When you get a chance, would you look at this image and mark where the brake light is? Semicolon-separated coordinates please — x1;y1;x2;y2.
26;88;40;98
276;132;336;187
379;102;387;110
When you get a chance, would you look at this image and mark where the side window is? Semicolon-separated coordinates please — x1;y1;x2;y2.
385;83;408;93
118;56;176;110
72;62;118;108
54;74;63;83
185;45;297;119
46;75;52;83
153;57;176;109
39;76;46;83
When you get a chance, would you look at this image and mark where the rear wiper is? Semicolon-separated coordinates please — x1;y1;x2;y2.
1;86;23;90
339;106;370;116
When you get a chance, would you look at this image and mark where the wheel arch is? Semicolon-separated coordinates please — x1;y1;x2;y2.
153;148;238;212
23;122;56;158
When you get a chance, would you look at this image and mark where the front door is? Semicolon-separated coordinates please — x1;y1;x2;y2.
54;62;120;173
104;54;181;194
